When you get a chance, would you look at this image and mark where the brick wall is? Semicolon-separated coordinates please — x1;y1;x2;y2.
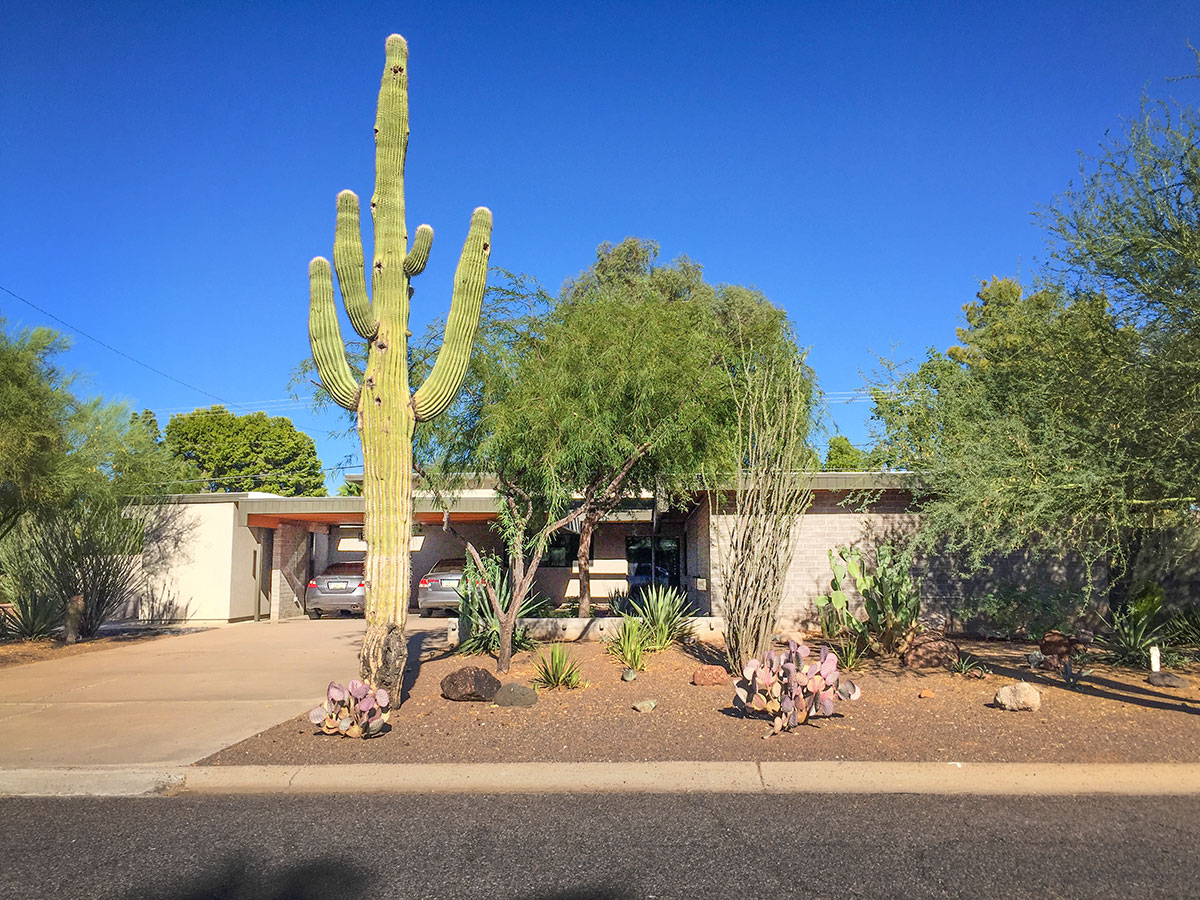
270;523;311;621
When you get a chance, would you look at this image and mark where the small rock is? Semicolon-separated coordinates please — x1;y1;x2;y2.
621;668;638;682
993;681;1041;712
440;666;501;702
632;699;658;713
918;689;935;699
691;664;729;686
902;633;959;669
494;682;538;707
1147;672;1188;689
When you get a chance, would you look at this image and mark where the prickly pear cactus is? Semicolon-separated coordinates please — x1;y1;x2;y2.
309;680;392;739
733;641;861;737
308;34;492;693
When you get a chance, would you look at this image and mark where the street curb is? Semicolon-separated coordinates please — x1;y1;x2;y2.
4;762;1200;798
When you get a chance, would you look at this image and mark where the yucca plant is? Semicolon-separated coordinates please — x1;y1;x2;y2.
1099;596;1169;668
532;642;583;689
1;592;62;641
631;584;693;651
606;616;647;671
456;565;546;657
948;652;990;676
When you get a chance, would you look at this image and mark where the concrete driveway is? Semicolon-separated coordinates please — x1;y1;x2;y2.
0;619;373;767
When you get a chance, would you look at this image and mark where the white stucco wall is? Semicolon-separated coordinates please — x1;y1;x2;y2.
141;500;238;622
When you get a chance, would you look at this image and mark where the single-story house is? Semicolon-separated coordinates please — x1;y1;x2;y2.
134;473;1083;630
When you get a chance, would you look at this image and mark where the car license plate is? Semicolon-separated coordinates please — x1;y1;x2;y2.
441;578;459;588
328;581;347;590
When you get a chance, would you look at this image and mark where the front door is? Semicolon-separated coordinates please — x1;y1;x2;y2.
625;536;681;594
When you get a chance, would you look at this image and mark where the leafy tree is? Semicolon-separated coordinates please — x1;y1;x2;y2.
336;479;362;497
165;406;326;496
484;239;794;615
871;63;1200;603
823;435;872;471
0;321;74;536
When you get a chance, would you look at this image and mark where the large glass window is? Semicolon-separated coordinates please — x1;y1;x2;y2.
625;536;681;592
544;530;581;567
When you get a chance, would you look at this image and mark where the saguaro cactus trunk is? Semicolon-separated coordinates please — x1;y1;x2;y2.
308;34;491;694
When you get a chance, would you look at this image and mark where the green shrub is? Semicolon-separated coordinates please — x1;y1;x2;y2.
955;583;1090;641
1099;592;1174;668
630;584;693;651
532;642;583;689
606;616;647;671
455;556;547;657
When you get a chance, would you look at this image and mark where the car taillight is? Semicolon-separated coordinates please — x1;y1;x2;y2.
357;581;365;588
307;580;317;588
419;578;430;588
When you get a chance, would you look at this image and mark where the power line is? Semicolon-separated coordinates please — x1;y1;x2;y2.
137;462;362;489
0;283;248;412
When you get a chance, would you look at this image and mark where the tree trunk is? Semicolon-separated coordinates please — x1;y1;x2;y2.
576;515;597;617
497;609;515;674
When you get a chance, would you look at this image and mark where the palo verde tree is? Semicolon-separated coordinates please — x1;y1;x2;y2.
307;35;492;691
870;60;1200;602
488;238;792;615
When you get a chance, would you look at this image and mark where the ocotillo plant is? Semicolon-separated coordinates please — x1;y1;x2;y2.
308;34;491;692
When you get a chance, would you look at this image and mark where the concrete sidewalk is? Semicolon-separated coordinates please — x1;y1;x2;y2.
0;618;374;767
4;761;1200;797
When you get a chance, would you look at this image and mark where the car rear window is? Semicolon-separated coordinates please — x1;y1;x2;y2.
322;562;365;576
428;559;466;574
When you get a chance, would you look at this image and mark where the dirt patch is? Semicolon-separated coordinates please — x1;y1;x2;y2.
0;628;203;669
200;639;1200;766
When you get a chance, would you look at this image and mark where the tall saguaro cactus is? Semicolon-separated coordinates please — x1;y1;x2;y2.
308;34;492;692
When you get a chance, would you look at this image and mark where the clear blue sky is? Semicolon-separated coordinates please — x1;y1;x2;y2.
3;2;1196;490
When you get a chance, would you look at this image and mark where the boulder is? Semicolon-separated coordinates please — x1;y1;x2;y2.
494;682;538;707
902;633;959;669
691;665;730;686
1040;630;1090;660
918;689;935;699
440;666;501;702
632;699;658;713
1147;672;1189;690
993;681;1041;712
621;668;638;682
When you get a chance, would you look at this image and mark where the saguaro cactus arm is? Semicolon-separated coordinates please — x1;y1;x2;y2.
404;224;433;277
308;258;361;411
333;191;377;340
410;207;493;422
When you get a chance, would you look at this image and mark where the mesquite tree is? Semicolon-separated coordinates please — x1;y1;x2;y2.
308;35;491;691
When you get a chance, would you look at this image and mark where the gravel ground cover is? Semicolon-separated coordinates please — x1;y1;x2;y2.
201;635;1200;766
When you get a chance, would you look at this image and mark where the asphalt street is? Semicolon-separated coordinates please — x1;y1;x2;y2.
2;792;1196;899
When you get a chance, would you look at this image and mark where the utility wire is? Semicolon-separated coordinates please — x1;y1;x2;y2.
136;462;362;489
0;283;249;412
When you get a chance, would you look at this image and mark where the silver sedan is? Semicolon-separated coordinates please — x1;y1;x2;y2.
417;558;467;617
304;561;365;618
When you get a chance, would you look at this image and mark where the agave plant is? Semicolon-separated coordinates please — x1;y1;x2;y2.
308;680;391;739
733;641;861;737
630;584;694;651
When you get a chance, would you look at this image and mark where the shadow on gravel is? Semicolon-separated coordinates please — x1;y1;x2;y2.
400;629;456;705
985;662;1200;715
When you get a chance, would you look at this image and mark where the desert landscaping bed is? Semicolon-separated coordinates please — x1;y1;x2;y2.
201;638;1200;766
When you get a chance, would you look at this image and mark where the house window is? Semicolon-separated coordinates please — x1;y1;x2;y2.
544;530;582;567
